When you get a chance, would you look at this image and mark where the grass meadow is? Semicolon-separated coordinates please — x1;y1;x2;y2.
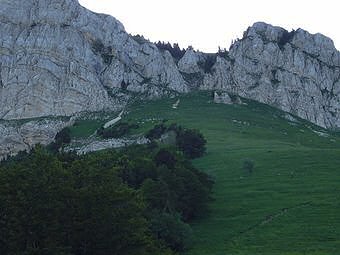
71;92;340;254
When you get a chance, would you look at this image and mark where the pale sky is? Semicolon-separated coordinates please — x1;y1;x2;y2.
78;0;340;53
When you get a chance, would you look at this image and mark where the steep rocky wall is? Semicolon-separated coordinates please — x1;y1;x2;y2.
0;0;187;120
1;1;339;129
201;22;340;128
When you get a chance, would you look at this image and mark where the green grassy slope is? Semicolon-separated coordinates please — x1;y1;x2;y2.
73;92;340;254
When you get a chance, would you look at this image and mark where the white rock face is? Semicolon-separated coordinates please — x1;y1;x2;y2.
178;49;201;73
201;22;340;128
67;137;149;155
202;57;233;91
0;118;73;160
0;0;187;120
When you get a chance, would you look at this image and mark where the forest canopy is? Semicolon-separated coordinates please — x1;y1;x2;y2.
0;128;213;255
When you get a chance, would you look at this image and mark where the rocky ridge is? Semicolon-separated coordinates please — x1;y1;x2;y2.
201;23;340;128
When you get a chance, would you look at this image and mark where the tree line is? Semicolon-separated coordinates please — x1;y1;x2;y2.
154;41;186;61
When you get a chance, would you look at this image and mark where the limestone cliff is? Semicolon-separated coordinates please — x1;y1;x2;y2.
0;0;187;120
201;22;340;128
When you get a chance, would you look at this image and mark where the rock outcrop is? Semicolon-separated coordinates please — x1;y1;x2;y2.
213;91;242;105
201;22;340;128
66;136;149;155
0;118;73;160
178;48;202;74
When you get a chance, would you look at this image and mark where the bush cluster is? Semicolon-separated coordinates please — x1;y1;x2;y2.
155;41;186;60
97;122;139;139
146;123;207;159
49;127;71;152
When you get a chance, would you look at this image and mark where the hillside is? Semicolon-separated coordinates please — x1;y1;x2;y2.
2;89;340;254
95;92;340;255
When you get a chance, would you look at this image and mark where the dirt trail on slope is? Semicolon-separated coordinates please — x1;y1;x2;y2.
239;201;312;235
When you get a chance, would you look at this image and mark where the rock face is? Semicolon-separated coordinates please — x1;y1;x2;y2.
178;48;202;74
0;118;73;160
0;0;187;120
213;91;242;105
201;22;340;128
